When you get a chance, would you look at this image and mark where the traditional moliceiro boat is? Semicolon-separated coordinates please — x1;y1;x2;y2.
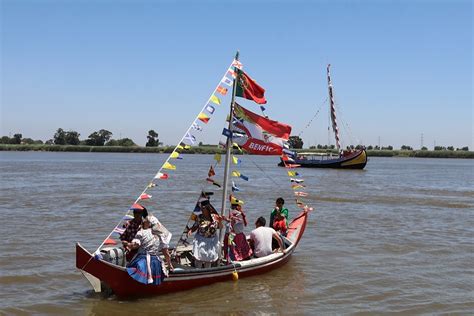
76;52;312;299
279;65;367;170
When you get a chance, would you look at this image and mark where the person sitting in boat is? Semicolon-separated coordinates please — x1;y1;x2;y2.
187;200;223;268
269;197;288;228
272;208;288;237
223;203;253;262
120;203;147;260
124;216;165;285
249;216;284;258
147;213;174;273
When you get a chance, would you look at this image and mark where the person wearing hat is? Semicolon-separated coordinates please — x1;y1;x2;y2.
121;203;148;261
187;200;223;268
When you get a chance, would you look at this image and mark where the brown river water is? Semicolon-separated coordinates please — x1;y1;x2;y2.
0;152;473;315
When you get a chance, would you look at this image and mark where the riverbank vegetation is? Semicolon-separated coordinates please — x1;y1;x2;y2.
1;144;472;158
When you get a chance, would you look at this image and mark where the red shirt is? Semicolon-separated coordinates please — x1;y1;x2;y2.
272;218;287;235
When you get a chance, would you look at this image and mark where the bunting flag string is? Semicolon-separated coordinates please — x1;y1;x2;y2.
170;152;180;159
232;155;241;165
92;58;239;257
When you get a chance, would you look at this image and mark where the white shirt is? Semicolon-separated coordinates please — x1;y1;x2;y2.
250;226;276;258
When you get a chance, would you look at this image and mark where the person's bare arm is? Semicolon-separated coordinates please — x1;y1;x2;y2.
272;232;284;252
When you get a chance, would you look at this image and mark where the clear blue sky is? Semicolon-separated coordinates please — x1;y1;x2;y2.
1;0;472;149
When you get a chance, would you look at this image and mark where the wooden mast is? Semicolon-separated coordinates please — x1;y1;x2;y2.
327;64;341;152
218;51;239;250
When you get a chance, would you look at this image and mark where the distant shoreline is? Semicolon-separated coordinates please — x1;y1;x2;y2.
1;144;473;159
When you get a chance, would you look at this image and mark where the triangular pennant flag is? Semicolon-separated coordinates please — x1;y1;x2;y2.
292;184;305;189
290;178;304;183
140;193;152;200
198;112;210;124
231;170;241;177
206;178;221;188
154;172;169;179
296;199;305;207
208;166;215;177
217;86;228;95
163;162;176;170
148;183;157;188
260;105;266;112
214;153;221;163
178;143;191;150
209;95;220;106
288;171;299;177
239;174;249;181
170;151;180;159
232;155;241;165
230;195;244;205
294;191;308;197
104;238;117;245
231;181;240;192
232;142;243;153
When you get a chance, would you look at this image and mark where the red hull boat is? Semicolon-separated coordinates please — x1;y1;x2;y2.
76;209;309;299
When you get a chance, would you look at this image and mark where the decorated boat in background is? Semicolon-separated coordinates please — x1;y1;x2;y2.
76;52;313;299
279;64;367;170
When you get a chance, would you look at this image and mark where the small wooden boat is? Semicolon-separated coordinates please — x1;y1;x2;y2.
76;52;313;299
76;209;309;299
279;64;368;170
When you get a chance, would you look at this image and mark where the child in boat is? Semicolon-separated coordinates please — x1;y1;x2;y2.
269;197;289;228
272;208;288;237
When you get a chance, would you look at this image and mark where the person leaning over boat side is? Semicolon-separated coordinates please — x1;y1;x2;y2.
223;203;253;262
187;200;223;268
269;197;288;228
124;217;164;285
249;216;284;258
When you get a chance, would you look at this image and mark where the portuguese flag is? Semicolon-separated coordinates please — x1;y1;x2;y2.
235;68;267;104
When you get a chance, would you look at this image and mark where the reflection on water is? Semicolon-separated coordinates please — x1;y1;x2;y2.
0;152;473;314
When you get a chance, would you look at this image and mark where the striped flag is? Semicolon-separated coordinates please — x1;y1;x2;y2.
198;112;210;124
217;86;228;95
154;172;169;179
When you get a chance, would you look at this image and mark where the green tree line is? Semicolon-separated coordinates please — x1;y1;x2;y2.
0;129;162;147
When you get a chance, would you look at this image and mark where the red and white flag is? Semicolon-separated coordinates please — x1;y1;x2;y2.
154;172;169;179
140;193;152;200
294;191;308;197
231;103;292;155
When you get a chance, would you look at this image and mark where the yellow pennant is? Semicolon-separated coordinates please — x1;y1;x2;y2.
230;195;244;205
288;171;297;177
232;156;239;164
177;145;183;150
170;151;179;159
232;142;243;153
231;170;241;177
214;153;221;163
163;162;176;170
210;94;221;105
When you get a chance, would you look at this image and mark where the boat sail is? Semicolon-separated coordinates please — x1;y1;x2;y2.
279;64;367;169
76;53;312;299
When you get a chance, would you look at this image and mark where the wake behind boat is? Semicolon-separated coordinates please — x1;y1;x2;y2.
279;65;367;170
76;53;312;299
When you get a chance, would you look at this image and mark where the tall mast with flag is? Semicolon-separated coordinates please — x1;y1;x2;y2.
327;64;341;152
219;51;240;219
